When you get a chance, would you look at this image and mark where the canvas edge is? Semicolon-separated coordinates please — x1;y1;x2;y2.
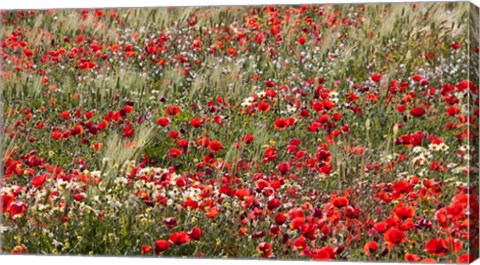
467;1;480;264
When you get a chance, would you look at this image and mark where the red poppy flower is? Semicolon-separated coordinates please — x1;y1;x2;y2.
70;125;84;136
31;174;47;187
10;245;27;254
73;193;84;201
410;107;426;117
60;110;70;120
166;105;181;116
267;198;281;210
258;242;272;257
297;37;306;45
288;208;305;219
9;202;27;217
175;177;187;187
189;118;203;128
424;238;449;257
177;139;188;148
394;206;415;219
307;122;321;132
412;75;423;82
258;102;271;112
331;197;349;208
141;245;152;254
371;73;382;83
242;134;254;144
24;48;33;57
1;194;14;213
169;231;190;245
449;239;462;253
226;47;238;56
123;126;134;138
277;162;290;175
182;199;199;210
264;147;278;162
168;130;179;139
293;236;307;250
373;221;389;233
319;164;333;176
300;109;310;118
457;254;476;263
234;188;250;200
332;113;342;120
312;101;324;113
451;42;461;49
290;217;305;230
397;104;406;113
187;227;203;240
287;117;297;126
168;148;182;158
384;228;405;249
393;180;414;194
265;80;276;87
208;141;224;153
405;253;421;262
364;241;378;255
309;246;335;260
445;106;460;116
155;239;170;254
157;117;170;127
274;118;289;130
205;207;219;219
275;213;287;225
121;105;134;115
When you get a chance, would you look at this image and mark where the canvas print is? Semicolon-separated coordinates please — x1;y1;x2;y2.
0;2;479;263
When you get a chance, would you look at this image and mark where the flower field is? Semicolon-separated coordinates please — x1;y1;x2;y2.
1;2;479;262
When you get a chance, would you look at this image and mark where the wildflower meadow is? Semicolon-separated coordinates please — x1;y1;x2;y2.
1;2;479;263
